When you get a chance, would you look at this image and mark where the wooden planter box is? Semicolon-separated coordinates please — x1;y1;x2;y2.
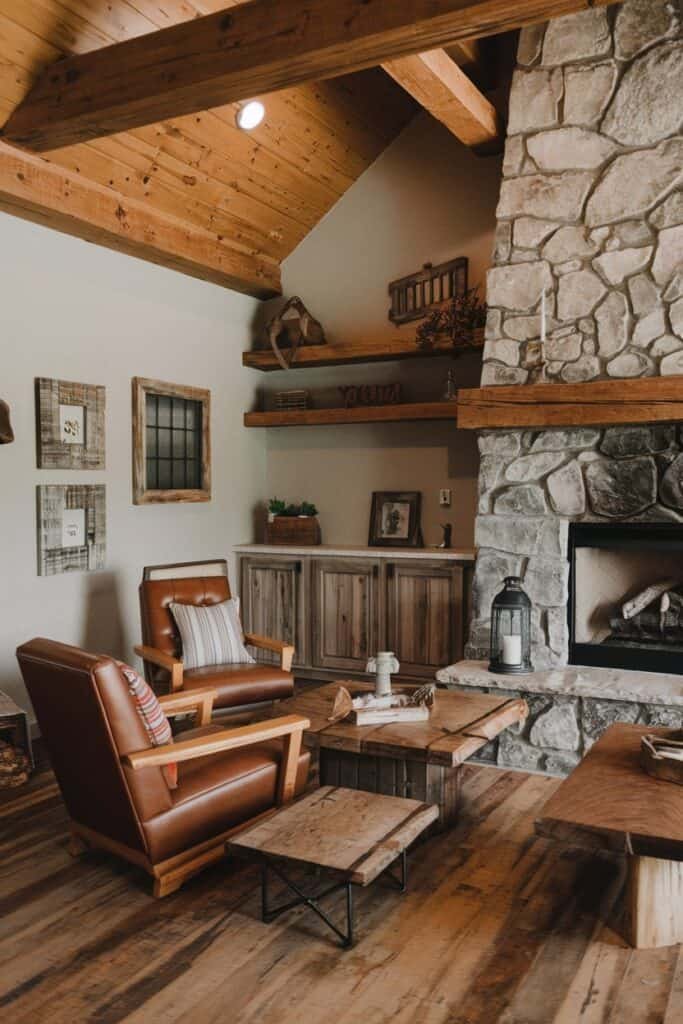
266;516;321;546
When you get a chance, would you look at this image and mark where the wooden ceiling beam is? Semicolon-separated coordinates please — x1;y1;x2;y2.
2;0;619;152
0;140;281;298
382;49;501;149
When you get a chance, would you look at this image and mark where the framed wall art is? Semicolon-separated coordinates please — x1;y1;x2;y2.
368;491;422;548
132;377;211;505
37;484;106;576
35;377;105;469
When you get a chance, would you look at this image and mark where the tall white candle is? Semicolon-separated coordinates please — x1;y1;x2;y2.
540;288;547;344
502;635;522;665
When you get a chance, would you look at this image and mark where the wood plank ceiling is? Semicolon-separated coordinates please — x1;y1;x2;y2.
0;0;418;296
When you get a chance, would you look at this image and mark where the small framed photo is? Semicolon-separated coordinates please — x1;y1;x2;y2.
37;484;106;576
368;491;422;547
36;378;105;469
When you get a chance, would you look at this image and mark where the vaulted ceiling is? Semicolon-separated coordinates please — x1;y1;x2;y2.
0;1;605;299
0;0;418;297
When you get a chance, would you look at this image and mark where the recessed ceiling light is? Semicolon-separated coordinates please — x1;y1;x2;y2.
236;100;265;131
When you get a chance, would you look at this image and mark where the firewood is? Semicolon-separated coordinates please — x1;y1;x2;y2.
0;740;30;787
622;579;679;620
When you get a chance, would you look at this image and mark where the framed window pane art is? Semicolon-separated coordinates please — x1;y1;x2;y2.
37;485;106;576
36;377;105;469
132;378;211;504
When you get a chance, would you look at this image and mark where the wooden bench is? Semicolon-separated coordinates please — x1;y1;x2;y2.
227;786;439;947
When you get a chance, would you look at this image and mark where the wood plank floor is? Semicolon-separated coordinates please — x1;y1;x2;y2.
1;759;681;1023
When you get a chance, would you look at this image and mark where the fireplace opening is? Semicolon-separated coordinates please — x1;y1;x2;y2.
568;523;683;675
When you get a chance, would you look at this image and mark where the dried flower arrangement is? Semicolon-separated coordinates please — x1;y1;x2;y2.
415;286;487;354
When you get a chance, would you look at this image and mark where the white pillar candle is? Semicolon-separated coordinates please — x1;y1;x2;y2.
502;635;522;665
540;289;546;344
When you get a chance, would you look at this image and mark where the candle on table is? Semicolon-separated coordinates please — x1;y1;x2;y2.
502;635;522;666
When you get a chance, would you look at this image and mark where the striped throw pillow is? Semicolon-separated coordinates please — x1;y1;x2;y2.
119;663;177;789
169;598;256;671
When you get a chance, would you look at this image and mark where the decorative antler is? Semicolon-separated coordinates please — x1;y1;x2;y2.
0;400;14;444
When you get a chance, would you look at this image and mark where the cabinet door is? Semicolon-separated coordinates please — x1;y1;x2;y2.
312;558;379;672
385;561;464;677
239;556;307;668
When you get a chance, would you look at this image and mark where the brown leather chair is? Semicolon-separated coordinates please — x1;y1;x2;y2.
137;559;294;712
16;638;310;897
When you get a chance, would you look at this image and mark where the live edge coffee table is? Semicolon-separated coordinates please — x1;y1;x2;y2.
271;681;528;829
536;724;683;949
227;786;439;947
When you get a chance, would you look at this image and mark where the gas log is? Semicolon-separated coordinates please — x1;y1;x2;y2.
610;582;683;644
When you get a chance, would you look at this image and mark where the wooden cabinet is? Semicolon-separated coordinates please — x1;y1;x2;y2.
385;560;464;677
311;558;380;672
240;555;307;668
236;547;473;682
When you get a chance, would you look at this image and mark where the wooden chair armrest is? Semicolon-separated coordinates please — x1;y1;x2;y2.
124;714;310;771
134;644;184;692
158;687;218;725
244;633;295;673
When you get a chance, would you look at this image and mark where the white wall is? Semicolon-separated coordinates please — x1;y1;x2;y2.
0;213;265;715
259;113;502;548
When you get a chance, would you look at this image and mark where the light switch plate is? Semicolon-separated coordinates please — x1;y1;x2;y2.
439;488;451;507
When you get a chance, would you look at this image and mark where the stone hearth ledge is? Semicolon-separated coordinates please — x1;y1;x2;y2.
437;660;683;707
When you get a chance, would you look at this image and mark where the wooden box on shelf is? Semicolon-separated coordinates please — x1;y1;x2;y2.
265;516;321;546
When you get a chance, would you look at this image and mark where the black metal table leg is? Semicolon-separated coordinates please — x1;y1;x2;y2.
260;859;356;948
384;848;407;893
258;849;407;950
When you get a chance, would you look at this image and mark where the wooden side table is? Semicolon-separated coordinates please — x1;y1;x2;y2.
536;724;683;949
227;786;439;947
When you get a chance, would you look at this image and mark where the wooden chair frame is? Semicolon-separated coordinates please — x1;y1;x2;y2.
68;687;309;897
134;633;295;694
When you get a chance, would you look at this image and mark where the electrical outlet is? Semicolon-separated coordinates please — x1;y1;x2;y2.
439;488;451;507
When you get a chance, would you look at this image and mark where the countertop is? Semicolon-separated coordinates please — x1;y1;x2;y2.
235;543;476;562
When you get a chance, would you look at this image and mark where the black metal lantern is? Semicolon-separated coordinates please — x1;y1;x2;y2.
488;576;533;674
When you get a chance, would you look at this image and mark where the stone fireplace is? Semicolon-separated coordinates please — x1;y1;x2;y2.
438;1;683;773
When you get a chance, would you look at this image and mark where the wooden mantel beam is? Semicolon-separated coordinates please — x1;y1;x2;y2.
0;141;281;298
382;50;501;149
3;0;618;152
457;378;683;430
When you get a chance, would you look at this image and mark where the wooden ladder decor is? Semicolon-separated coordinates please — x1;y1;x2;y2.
388;257;468;326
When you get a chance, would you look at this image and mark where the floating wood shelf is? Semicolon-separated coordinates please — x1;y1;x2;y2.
242;330;484;372
457;376;683;430
244;401;459;428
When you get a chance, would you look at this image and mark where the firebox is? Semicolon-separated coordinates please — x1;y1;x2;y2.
568;522;683;675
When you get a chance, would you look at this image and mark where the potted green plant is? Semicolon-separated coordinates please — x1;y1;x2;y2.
266;498;321;545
